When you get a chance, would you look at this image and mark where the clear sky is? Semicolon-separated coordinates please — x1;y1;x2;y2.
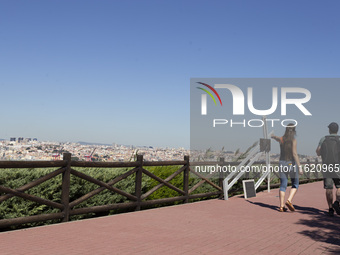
1;1;340;154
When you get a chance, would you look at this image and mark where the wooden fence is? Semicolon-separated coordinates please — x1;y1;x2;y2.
0;153;322;229
0;153;224;229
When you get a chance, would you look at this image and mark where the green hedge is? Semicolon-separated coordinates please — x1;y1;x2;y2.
0;166;221;230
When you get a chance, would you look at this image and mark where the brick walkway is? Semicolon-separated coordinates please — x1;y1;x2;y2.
1;181;340;254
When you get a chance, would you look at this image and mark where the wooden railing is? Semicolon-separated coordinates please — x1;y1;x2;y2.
0;153;223;229
0;154;323;229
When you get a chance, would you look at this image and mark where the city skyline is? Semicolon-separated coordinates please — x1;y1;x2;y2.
0;134;321;158
0;138;318;162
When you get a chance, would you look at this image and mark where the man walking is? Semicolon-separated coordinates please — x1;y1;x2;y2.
316;122;340;216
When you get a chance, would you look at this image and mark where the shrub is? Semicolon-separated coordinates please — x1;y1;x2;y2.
0;165;221;230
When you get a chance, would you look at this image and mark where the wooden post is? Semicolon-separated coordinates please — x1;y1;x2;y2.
61;153;71;222
219;157;224;199
183;155;189;203
135;155;143;211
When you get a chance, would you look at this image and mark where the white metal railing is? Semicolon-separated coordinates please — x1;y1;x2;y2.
223;116;272;200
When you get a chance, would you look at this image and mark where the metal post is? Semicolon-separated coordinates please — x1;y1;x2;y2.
262;116;271;193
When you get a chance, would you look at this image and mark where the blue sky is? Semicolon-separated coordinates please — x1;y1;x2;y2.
1;1;340;154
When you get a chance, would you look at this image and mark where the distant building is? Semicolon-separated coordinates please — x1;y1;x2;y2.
33;138;38;141
18;137;24;143
10;137;16;142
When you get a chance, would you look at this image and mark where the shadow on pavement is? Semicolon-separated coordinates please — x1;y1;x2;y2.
295;205;340;253
247;200;340;253
246;201;278;211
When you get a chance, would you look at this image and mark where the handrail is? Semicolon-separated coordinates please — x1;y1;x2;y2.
0;153;221;229
0;153;321;230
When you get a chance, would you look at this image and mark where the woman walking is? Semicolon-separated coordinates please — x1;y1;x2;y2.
271;124;302;212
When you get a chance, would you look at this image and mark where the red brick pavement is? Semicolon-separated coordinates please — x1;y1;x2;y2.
1;181;340;255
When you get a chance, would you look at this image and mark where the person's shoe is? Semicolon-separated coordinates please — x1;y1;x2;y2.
332;201;340;215
285;200;295;211
279;207;288;212
328;208;335;217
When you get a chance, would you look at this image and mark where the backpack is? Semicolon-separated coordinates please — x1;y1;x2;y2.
320;135;340;164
